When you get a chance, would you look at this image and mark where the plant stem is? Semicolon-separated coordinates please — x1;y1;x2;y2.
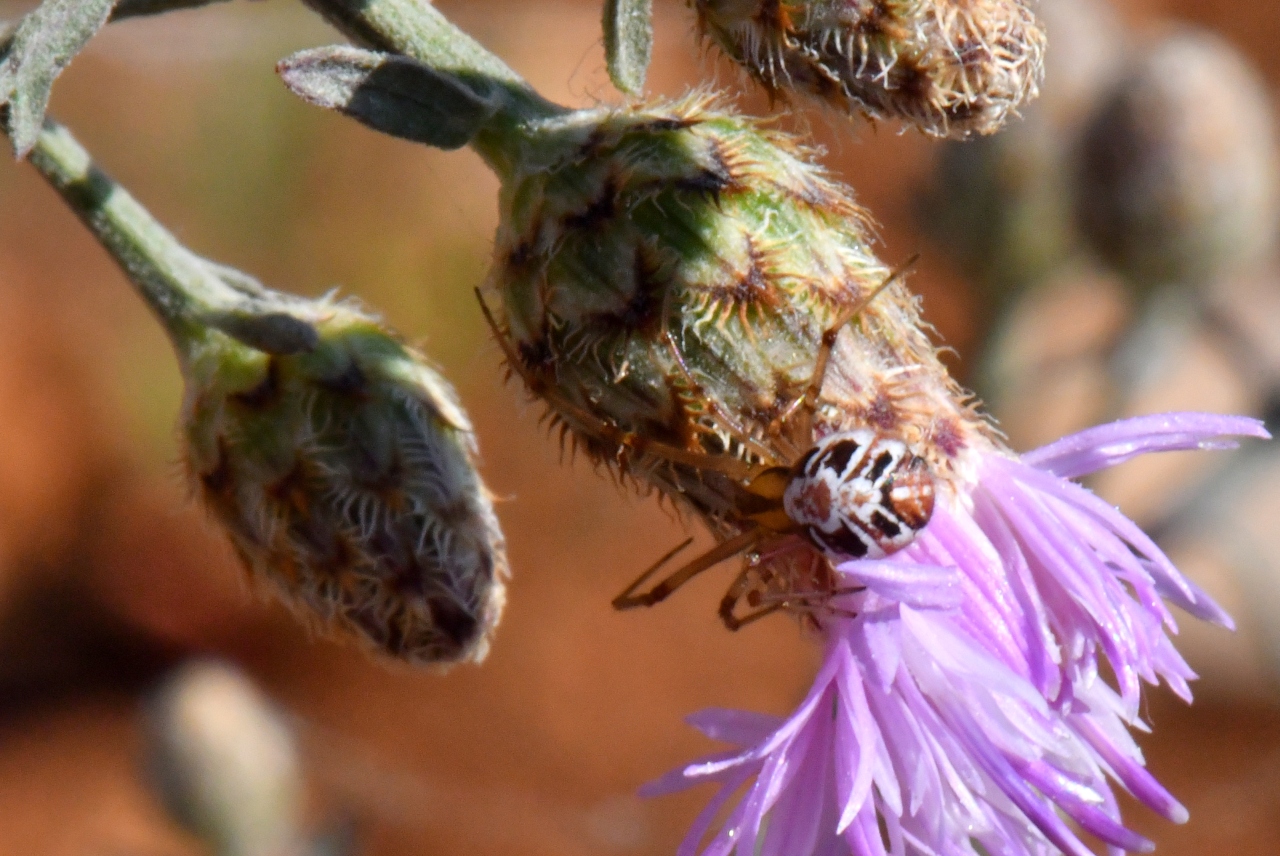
25;118;238;358
301;0;568;177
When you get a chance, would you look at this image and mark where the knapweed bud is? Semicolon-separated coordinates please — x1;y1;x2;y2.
184;297;507;665
145;660;302;856
20;117;506;666
1076;27;1280;290
485;95;994;623
691;0;1046;137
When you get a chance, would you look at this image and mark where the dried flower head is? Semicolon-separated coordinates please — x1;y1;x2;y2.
650;413;1267;856
484;94;993;626
690;0;1046;137
184;298;507;665
1076;27;1280;290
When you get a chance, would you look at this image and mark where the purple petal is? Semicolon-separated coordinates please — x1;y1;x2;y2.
948;711;1095;856
833;645;877;832
856;607;904;693
639;748;746;796
1023;412;1268;479
1147;561;1236;629
1073;714;1190;824
1013;758;1155;853
685;647;841;777
673;767;755;856
760;704;837;856
836;560;964;609
685;707;786;745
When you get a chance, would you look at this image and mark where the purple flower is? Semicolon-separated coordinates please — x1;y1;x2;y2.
646;413;1268;856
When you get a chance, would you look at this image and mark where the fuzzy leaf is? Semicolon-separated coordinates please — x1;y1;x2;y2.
603;0;652;96
0;0;118;157
277;45;500;151
202;262;319;354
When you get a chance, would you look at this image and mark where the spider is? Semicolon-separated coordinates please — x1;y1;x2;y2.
476;256;935;629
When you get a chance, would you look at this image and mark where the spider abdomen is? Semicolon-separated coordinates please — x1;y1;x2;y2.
782;429;935;561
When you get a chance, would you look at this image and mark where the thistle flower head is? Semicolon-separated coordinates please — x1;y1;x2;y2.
691;0;1046;137
486;95;993;622
650;414;1268;856
478;98;1270;852
183;296;507;666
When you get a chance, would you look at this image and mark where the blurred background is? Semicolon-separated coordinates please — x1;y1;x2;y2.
1;0;1280;853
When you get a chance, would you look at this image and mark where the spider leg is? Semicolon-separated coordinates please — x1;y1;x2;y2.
613;528;762;610
721;601;784;631
718;563;783;630
476;290;765;483
662;331;783;466
767;254;920;440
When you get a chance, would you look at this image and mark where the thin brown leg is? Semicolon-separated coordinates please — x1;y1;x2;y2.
721;602;784;631
768;254;920;440
718;563;781;630
476;289;767;483
718;556;868;629
613;528;762;610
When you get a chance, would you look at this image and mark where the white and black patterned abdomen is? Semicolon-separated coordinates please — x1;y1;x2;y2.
781;429;935;560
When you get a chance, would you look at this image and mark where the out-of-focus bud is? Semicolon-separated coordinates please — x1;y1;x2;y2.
486;94;991;527
183;297;507;666
921;0;1125;305
1076;28;1280;291
691;0;1045;137
145;660;303;856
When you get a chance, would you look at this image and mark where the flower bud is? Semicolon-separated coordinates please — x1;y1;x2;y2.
183;298;507;665
1076;28;1280;290
144;660;302;856
691;0;1046;137
486;95;995;612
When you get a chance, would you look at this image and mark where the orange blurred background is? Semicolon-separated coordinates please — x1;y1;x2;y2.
1;1;1279;854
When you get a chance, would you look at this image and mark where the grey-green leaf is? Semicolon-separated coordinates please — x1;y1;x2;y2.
1;0;118;158
203;307;320;356
603;0;652;97
277;45;501;151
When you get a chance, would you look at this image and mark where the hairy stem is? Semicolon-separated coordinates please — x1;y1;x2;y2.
25;118;239;358
301;0;568;177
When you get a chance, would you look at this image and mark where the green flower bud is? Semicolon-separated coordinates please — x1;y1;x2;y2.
145;660;303;856
484;95;992;579
1076;28;1279;290
690;0;1046;137
184;297;507;666
22;118;506;666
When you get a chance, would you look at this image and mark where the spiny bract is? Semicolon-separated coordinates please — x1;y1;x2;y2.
486;95;995;615
692;0;1046;137
183;300;507;665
